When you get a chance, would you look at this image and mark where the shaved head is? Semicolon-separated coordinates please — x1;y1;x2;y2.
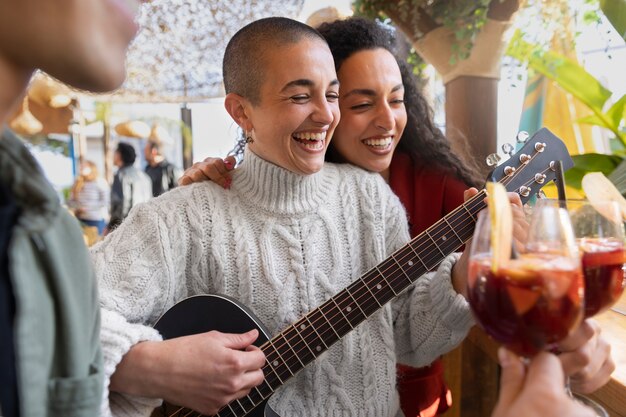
223;17;327;104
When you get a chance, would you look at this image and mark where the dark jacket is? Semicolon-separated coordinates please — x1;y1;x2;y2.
109;164;152;229
145;160;180;197
0;128;103;417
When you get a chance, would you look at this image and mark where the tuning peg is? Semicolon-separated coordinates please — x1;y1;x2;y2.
519;186;531;197
501;143;515;156
485;153;501;167
534;142;546;152
516;131;529;143
519;154;531;164
534;173;547;184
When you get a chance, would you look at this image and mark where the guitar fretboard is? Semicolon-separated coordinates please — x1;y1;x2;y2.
217;190;487;417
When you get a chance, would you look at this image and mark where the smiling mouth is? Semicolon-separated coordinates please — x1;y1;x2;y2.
292;131;327;151
362;137;393;150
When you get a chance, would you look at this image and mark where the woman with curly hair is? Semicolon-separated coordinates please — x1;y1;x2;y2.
316;16;481;417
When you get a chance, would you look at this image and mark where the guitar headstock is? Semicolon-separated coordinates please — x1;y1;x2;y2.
487;128;573;204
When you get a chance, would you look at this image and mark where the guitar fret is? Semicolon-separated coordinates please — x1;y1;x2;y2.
282;326;315;367
431;223;460;255
278;333;305;369
267;339;294;378
407;241;429;271
227;402;238;416
443;217;464;244
373;264;397;303
318;306;341;340
292;320;317;359
235;398;248;414
253;385;266;399
330;297;354;329
246;386;265;407
334;290;363;329
263;346;286;385
259;379;274;394
377;264;399;296
462;204;477;221
345;286;367;319
303;315;329;352
362;274;383;309
424;230;446;257
389;254;412;287
351;279;380;317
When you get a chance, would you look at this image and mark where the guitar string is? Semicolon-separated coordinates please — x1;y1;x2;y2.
172;152;550;417
211;160;551;417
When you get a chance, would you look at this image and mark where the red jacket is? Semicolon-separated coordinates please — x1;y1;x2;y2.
389;152;467;240
389;151;469;417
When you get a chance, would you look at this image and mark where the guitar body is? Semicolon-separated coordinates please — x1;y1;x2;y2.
153;295;280;417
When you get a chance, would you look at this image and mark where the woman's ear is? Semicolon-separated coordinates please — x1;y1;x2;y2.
224;93;253;132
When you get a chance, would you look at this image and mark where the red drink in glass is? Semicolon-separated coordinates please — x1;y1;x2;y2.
468;255;584;357
579;238;626;317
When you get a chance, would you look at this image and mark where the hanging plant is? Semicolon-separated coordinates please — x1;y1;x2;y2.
353;0;495;65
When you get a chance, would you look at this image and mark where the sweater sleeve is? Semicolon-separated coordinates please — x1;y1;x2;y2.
392;253;474;367
91;203;179;416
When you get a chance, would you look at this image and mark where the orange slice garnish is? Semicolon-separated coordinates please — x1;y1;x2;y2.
487;182;513;273
582;172;626;223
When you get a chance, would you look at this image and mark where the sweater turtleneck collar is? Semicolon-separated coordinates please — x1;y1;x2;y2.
233;149;332;215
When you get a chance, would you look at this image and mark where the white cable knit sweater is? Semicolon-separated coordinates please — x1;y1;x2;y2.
91;150;473;417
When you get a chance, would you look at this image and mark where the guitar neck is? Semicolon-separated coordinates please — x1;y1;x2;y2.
219;190;487;417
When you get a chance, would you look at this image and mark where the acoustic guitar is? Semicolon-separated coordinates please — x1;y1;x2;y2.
153;128;573;417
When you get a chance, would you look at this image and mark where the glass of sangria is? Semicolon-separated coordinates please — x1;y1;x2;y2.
468;202;585;357
536;199;626;318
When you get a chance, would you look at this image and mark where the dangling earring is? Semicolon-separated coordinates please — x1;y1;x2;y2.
245;130;254;144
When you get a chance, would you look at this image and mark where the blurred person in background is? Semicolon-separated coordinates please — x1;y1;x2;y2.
107;142;152;232
144;139;181;197
69;160;109;235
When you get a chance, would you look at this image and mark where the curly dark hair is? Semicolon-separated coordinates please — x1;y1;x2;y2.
317;17;482;188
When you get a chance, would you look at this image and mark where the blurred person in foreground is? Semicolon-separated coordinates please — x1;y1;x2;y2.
0;0;144;415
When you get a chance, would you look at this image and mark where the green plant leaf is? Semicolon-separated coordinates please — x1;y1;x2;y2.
507;31;612;113
565;153;623;190
600;0;626;40
571;153;622;173
606;94;626;128
577;113;607;127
